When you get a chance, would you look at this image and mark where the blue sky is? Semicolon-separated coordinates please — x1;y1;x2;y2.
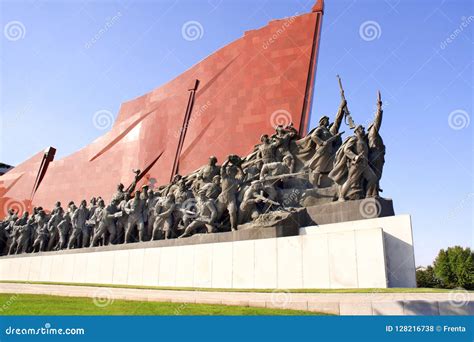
0;0;472;266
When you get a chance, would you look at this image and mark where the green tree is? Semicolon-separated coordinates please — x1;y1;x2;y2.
433;246;474;289
416;266;441;288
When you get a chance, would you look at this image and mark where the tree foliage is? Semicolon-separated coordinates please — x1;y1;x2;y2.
416;266;441;288
433;246;474;289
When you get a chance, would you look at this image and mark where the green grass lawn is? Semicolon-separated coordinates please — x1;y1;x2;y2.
0;280;462;293
0;293;323;316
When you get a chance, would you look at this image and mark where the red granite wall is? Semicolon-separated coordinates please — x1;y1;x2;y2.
0;3;324;217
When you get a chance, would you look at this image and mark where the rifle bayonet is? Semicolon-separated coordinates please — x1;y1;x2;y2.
336;75;356;129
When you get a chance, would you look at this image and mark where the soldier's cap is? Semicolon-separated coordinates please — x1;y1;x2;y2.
283;155;293;161
319;116;330;125
355;124;365;132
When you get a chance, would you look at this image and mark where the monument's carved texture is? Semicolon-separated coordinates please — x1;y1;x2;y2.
0;80;389;255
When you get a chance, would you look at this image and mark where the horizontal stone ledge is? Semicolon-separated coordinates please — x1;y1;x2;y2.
0;224;300;259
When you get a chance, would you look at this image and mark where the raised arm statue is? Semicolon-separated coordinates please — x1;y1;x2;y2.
366;90;385;197
329;98;346;137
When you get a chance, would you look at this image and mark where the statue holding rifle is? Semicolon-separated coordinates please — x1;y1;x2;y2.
337;75;356;130
306;100;346;186
328;85;386;200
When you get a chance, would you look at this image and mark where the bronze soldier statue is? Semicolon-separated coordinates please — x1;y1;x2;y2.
88;199;106;246
124;190;146;243
146;189;158;240
178;191;217;238
115;193;130;244
216;157;241;231
200;175;221;200
257;134;278;165
152;193;176;240
32;210;48;252
15;215;33;254
57;212;72;250
367;91;385;197
239;182;266;224
199;156;220;184
306;98;346;187
46;203;63;251
272;124;297;160
329;125;378;201
91;198;121;247
7;221;20;255
72;200;90;248
112;183;126;202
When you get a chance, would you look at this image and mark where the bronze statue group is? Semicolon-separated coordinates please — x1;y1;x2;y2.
0;87;386;256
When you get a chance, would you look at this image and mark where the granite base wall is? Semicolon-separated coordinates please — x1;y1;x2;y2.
0;215;415;289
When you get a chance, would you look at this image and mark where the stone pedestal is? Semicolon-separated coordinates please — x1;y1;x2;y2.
305;197;395;225
0;215;415;289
